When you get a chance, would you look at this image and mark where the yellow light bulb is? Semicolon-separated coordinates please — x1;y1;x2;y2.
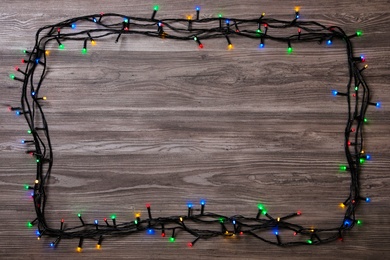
42;96;47;100
262;12;266;16
76;247;82;252
228;44;233;50
295;6;300;12
35;180;39;184
135;212;141;218
45;50;50;55
277;217;280;222
91;40;96;46
96;244;101;249
179;217;183;222
187;15;192;20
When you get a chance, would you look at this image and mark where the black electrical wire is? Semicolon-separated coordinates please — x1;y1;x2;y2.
9;9;376;251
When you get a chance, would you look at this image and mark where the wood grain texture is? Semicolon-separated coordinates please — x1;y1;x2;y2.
1;0;390;259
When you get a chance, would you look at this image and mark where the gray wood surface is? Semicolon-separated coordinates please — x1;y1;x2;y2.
1;0;389;259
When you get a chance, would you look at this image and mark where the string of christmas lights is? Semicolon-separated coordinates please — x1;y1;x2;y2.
8;6;380;251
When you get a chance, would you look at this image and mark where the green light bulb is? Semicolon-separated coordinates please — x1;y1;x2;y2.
357;220;362;225
36;159;40;163
364;118;368;123
59;44;64;49
219;218;224;223
81;48;87;54
340;165;347;171
287;47;293;54
23;50;27;54
360;158;365;164
27;222;33;228
153;5;159;11
27;130;32;134
111;215;116;220
10;74;15;80
307;239;313;244
354;86;359;91
257;204;264;210
356;30;363;37
256;29;261;33
169;237;175;242
24;185;29;190
134;220;138;225
77;213;81;217
218;14;222;18
262;210;267;215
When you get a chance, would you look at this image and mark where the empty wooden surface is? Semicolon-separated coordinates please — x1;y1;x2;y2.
1;0;390;259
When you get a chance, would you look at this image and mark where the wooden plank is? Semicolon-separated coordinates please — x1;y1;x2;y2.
0;0;389;259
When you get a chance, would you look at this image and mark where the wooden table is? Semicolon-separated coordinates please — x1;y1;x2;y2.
1;0;389;259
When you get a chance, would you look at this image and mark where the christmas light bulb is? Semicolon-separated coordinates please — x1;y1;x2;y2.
340;165;347;171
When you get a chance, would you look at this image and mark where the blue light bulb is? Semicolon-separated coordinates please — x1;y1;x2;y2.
124;18;129;23
147;229;155;235
94;219;98;225
71;23;76;29
332;90;338;96
327;39;332;45
93;18;97;23
232;220;236;225
187;203;193;208
200;199;206;205
16;111;21;115
366;154;371;160
32;91;35;96
21;140;25;144
36;230;40;236
196;6;200;11
344;219;351;227
376;102;381;108
366;197;371;203
259;43;264;48
50;242;55;247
